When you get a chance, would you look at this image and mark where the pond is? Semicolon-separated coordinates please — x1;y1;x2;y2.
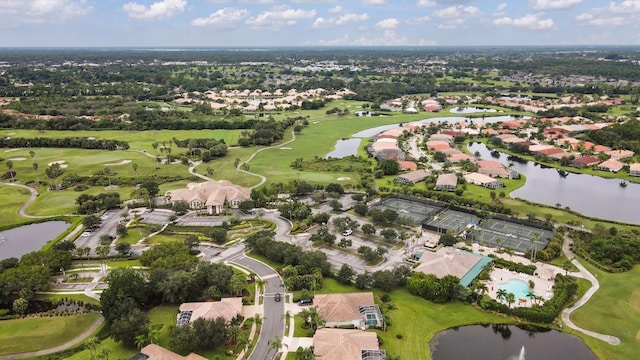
431;324;597;360
0;221;69;260
468;142;640;224
352;115;528;138
325;138;361;159
450;106;501;114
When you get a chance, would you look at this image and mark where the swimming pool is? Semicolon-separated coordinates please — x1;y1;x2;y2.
498;279;533;299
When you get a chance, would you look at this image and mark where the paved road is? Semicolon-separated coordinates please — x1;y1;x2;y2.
74;208;127;254
211;245;285;360
561;235;620;345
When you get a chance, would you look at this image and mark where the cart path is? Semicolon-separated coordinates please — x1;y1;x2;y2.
561;235;620;345
0;316;104;359
0;182;51;219
188;129;297;190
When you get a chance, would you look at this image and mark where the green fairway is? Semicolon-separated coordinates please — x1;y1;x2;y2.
0;184;32;227
0;313;100;355
568;263;640;360
26;186;134;217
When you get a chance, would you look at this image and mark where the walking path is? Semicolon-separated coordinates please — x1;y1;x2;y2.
561;235;620;345
237;129;297;189
0;182;49;219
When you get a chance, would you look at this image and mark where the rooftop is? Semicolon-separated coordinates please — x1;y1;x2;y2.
314;328;383;360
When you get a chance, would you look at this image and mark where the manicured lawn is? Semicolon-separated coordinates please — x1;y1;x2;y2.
117;228;146;244
64;337;136;360
27;186;134;217
568;262;640;360
37;293;101;306
0;184;31;227
0;313;100;355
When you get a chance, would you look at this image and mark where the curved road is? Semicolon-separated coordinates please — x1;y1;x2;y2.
211;244;285;360
561;235;620;345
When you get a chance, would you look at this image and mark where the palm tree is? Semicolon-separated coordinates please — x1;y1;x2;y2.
135;334;148;350
29;150;35;159
236;333;249;354
506;292;516;308
295;346;315;360
255;277;268;294
96;245;110;273
307;308;324;331
151;142;159;168
32;162;39;184
268;336;285;355
496;288;508;303
84;336;99;359
227;324;241;345
132;163;138;182
526;290;536;306
476;282;488;296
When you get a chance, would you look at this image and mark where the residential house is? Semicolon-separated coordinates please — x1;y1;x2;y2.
414;247;493;287
165;181;251;215
130;344;207;360
397;161;418;171
313;292;384;329
605;149;635;160
629;163;640;177
177;298;243;326
313;328;385;360
447;153;473;163
463;172;504;189
435;173;458;191
598;159;625;172
571;156;600;168
394;170;430;185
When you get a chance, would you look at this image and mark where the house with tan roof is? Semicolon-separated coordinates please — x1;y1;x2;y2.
165;180;251;215
571;156;600;168
463;172;504;189
177;298;243;326
313;292;383;329
313;328;385;360
598;159;625;173
605;149;635;160
414;247;493;287
435;173;458;191
629;163;640;177
394;170;430;185
130;344;207;360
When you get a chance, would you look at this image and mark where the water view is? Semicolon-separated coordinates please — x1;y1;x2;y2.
431;324;597;360
325;138;361;159
450;106;501;114
0;221;69;260
468;143;640;224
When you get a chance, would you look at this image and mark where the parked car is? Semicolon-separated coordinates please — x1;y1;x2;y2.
275;293;281;302
342;229;353;236
298;298;313;306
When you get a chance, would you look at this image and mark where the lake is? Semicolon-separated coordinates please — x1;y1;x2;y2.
431;324;597;360
325;138;361;159
468;142;640;224
450;106;501;114
0;221;69;260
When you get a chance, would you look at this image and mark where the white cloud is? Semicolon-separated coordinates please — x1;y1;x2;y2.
406;15;431;25
494;3;507;16
312;13;369;29
328;5;342;13
0;0;92;21
438;18;466;29
245;7;316;30
494;13;554;30
363;0;388;4
416;0;436;7
575;1;640;27
433;5;480;18
375;17;399;29
529;0;582;11
317;30;410;46
122;0;186;20
191;7;248;28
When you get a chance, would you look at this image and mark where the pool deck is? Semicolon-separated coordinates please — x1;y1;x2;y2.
463;243;563;307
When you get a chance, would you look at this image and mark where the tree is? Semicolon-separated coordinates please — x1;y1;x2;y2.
496;288;508;303
439;233;458;247
378;158;399;175
207;227;227;244
83;215;101;228
110;306;149;347
184;234;200;252
6;160;14;182
353;202;368;216
505;292;516;308
12;298;28;315
295;346;315;360
269;336;283;355
29;150;35;159
131;163;138;182
116;242;131;257
338;238;352;248
172;200;189;215
380;228;398;242
96;245;110;269
116;224;128;238
230;273;246;296
328;199;342;212
361;223;376;235
336;264;355;285
85;336;99;359
32;162;39;183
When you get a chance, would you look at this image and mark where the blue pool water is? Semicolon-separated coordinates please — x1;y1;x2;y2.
499;279;532;299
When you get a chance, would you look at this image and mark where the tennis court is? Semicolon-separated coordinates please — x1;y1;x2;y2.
469;218;553;253
378;196;443;225
424;209;479;234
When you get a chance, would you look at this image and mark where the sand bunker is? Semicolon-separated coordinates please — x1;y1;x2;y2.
48;160;67;169
8;157;26;161
337;177;351;181
105;160;132;166
280;147;292;150
4;148;21;153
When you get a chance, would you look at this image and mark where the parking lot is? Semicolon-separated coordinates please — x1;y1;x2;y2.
74;208;127;253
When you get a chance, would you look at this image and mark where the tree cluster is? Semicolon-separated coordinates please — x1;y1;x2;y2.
0;137;129;151
75;192;121;214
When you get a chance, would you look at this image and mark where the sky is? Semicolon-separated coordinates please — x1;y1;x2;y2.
1;0;640;47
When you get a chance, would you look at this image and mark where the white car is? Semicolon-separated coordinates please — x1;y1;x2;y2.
342;229;353;236
100;215;109;220
80;232;91;237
